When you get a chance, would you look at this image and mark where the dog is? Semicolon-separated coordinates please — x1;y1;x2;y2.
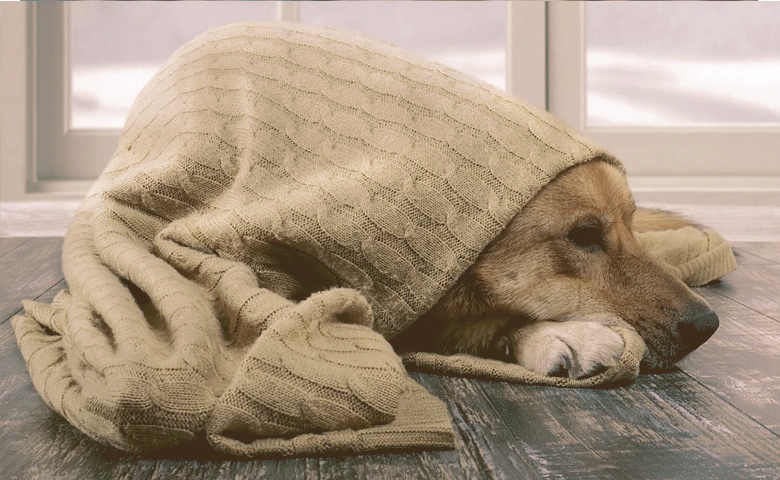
391;159;719;378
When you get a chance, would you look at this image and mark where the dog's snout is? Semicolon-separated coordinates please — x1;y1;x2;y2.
677;304;719;350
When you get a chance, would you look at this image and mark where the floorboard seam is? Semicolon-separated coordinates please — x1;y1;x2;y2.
677;369;780;441
1;277;66;326
0;238;32;260
708;288;780;325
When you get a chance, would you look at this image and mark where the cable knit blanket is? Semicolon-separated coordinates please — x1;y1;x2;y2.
12;22;736;457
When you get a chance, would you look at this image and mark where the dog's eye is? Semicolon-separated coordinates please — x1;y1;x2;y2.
567;224;604;251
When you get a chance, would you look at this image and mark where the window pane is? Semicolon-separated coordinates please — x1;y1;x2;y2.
586;2;780;127
300;1;506;90
70;2;275;130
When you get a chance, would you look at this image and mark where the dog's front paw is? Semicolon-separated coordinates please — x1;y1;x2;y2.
497;317;624;379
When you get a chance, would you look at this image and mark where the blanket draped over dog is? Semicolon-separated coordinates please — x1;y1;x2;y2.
12;22;737;457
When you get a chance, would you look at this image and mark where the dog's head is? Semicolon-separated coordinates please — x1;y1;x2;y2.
473;160;718;371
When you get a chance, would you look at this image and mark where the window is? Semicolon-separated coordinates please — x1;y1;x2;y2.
548;2;780;203
70;2;277;130
586;2;780;127
300;1;505;90
36;2;277;184
29;1;511;188
3;1;775;204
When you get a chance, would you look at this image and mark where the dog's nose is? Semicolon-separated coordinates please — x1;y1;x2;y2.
677;304;719;351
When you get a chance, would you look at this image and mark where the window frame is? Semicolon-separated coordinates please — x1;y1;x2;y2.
35;2;119;188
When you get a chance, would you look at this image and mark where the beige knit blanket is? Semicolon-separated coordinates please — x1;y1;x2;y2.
12;22;736;457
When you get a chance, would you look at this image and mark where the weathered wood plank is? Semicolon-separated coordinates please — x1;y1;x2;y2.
0;237;30;258
0;237;64;324
679;289;780;436
732;242;780;265
697;288;780;336
414;372;780;479
732;246;775;266
678;332;780;435
710;265;780;321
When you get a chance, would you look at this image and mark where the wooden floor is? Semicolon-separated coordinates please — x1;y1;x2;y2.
1;237;779;479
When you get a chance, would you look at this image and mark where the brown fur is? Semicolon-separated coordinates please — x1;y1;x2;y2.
392;160;718;376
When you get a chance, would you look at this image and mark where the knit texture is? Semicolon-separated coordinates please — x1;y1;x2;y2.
637;227;737;287
12;22;735;457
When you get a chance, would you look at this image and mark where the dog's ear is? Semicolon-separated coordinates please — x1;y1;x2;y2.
633;208;703;233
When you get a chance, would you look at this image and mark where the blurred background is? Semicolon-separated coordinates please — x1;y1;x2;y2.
2;1;779;238
69;1;780;129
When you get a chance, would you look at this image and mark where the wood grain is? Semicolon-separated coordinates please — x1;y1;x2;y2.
1;240;780;479
416;372;780;479
732;242;780;265
0;237;65;324
0;237;30;258
677;331;780;435
732;245;777;266
710;265;780;320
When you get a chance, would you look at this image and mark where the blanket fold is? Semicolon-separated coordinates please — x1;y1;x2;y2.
12;22;736;457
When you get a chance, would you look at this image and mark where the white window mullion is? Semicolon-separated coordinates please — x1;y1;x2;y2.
277;1;300;23
506;1;547;111
546;2;585;128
